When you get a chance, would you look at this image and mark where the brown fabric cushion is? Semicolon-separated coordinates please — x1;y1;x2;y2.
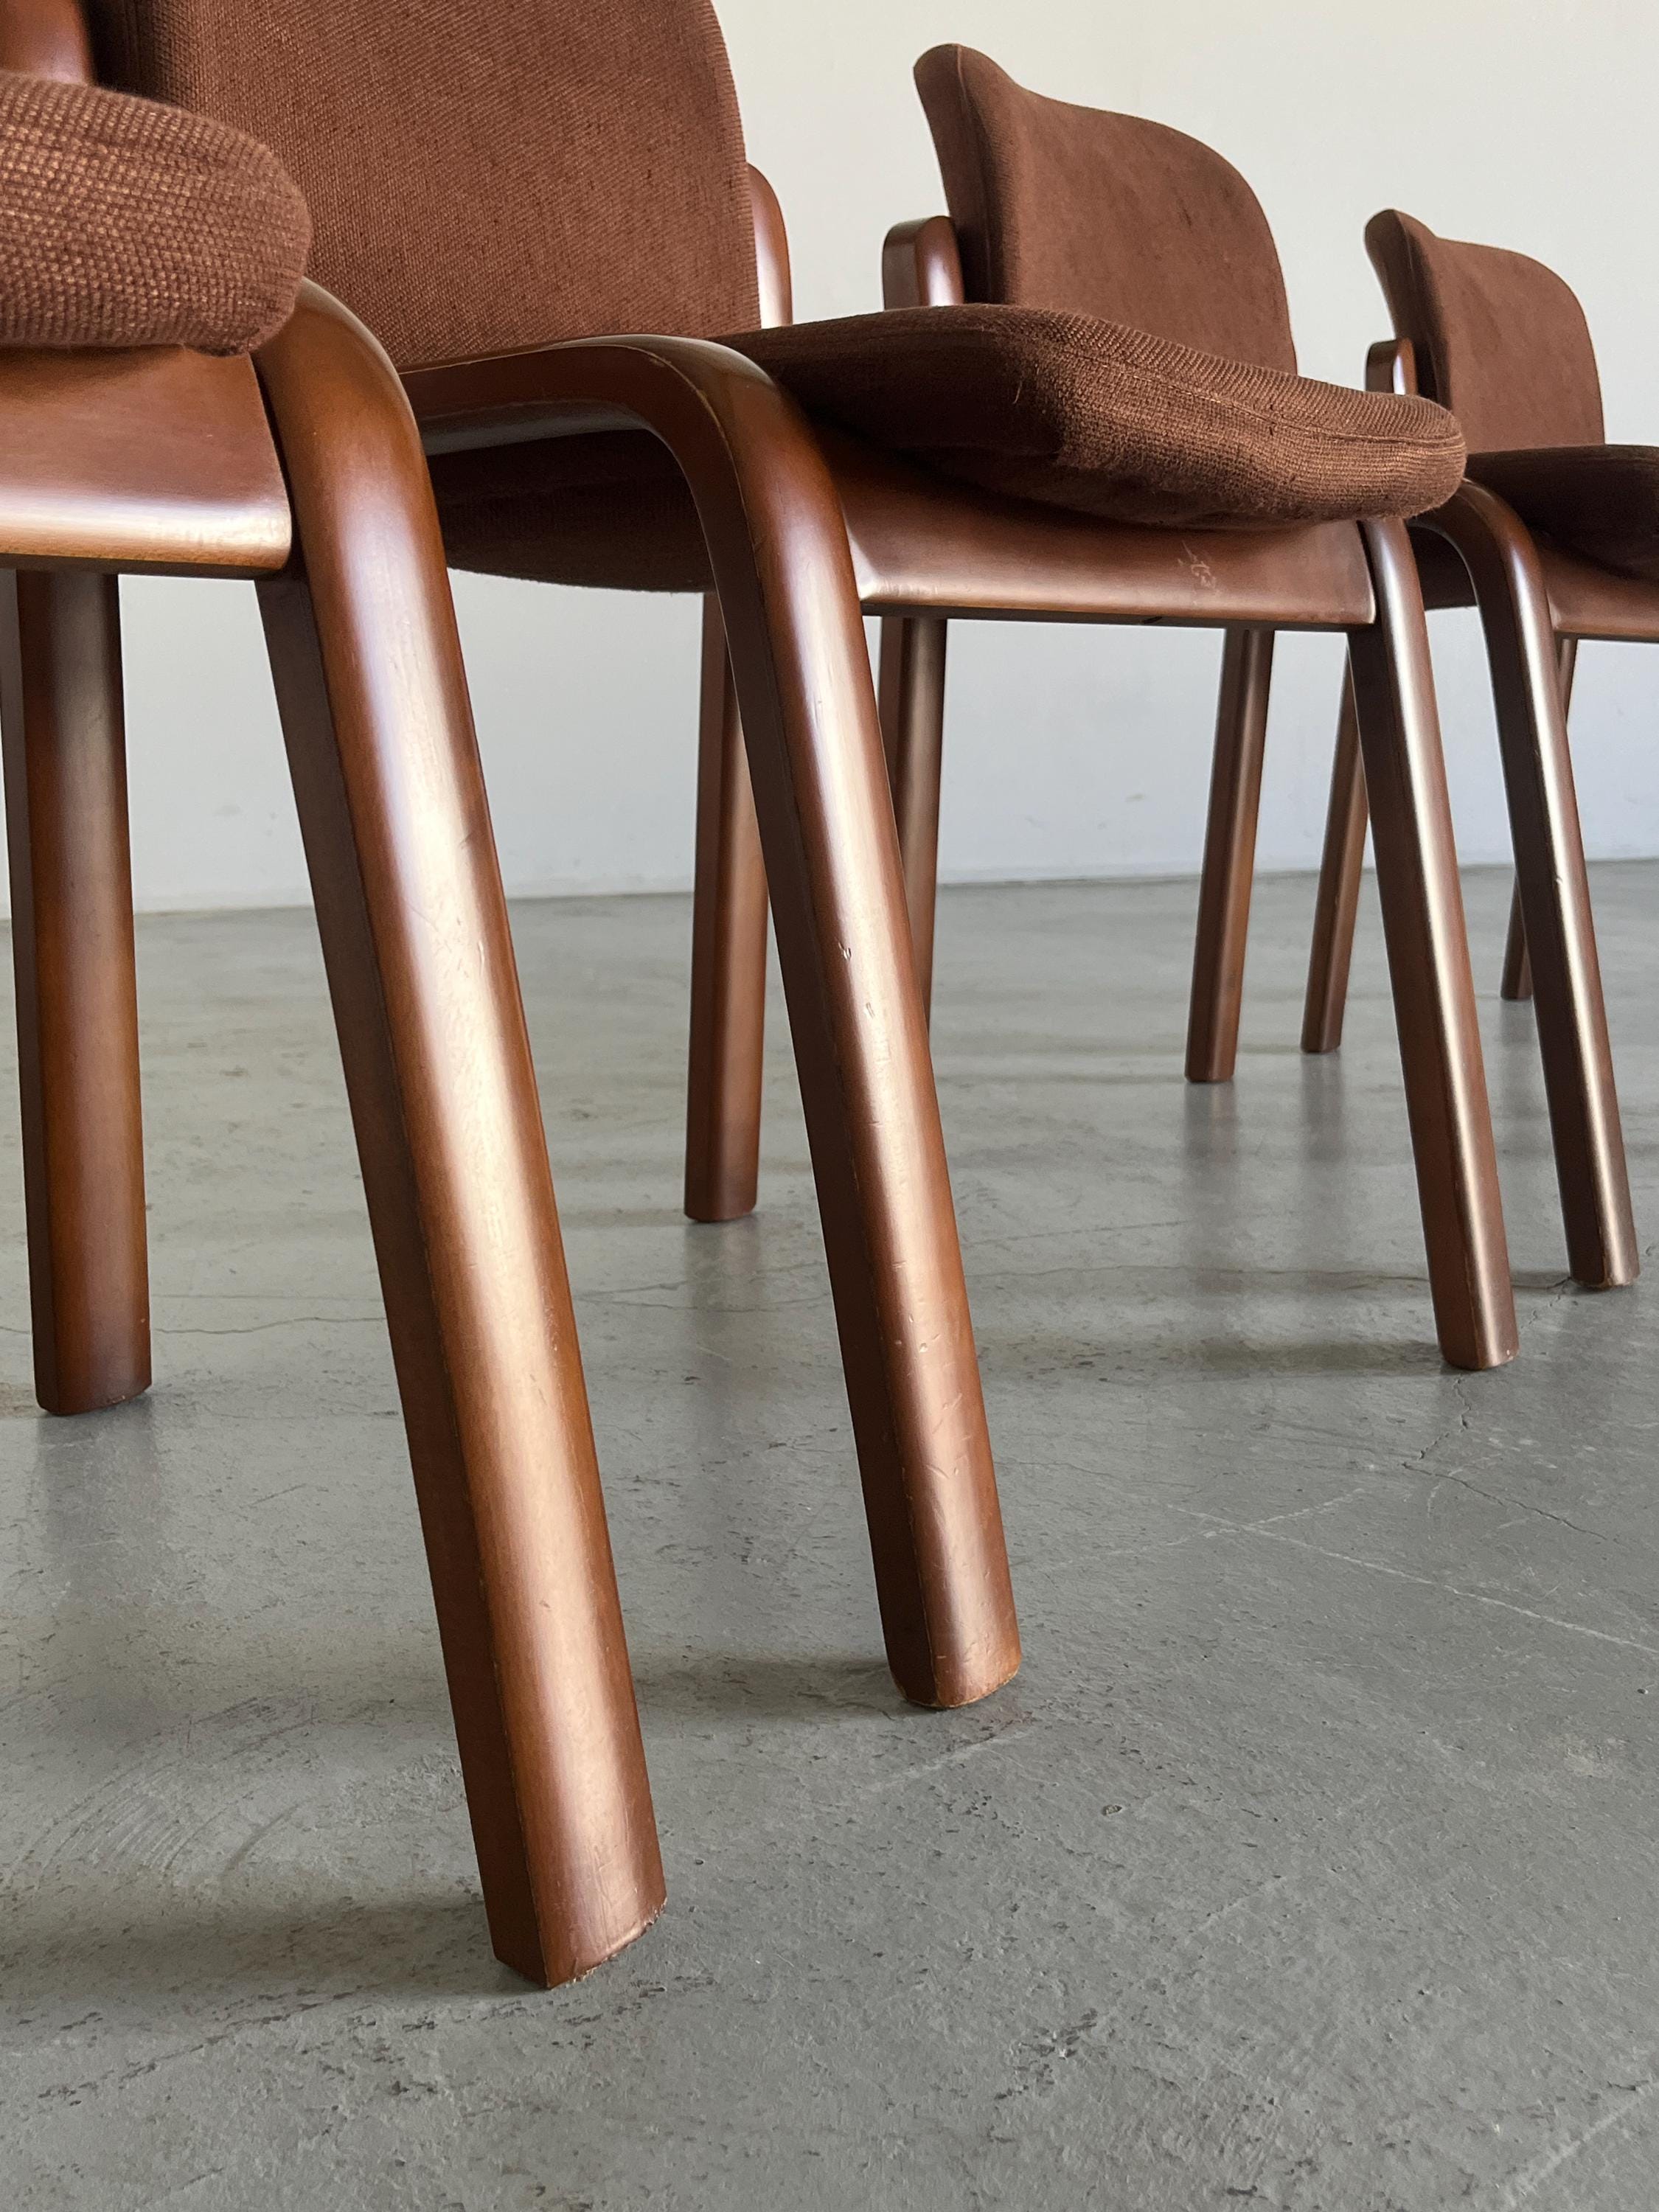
431;304;1467;593
0;68;307;353
914;44;1296;373
88;0;759;373
740;308;1462;529
1465;446;1659;584
1366;209;1603;454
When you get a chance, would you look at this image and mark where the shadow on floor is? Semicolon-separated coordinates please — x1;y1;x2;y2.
0;1885;524;2008
630;1652;898;1723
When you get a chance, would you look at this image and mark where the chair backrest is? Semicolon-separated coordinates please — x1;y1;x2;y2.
914;44;1296;374
1365;209;1603;452
86;0;760;372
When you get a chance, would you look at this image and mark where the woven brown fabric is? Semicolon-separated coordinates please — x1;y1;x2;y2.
431;305;1467;591
1366;210;1603;453
914;44;1296;373
740;308;1462;529
89;0;759;373
1464;446;1659;584
430;432;710;594
0;67;307;353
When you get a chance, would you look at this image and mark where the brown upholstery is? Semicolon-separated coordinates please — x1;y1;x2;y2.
739;308;1461;529
1464;447;1659;585
1365;209;1604;453
433;306;1467;592
1364;209;1659;599
914;44;1296;373
89;0;759;372
431;432;714;595
0;67;306;353
89;7;1455;589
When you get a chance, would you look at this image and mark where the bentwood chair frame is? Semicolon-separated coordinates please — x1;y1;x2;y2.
1;0;1029;1986
1297;337;1638;1293
684;194;1520;1374
0;274;669;1985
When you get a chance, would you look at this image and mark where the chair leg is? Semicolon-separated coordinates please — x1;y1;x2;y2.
1186;627;1274;1082
1425;490;1634;1288
685;594;768;1222
254;288;662;1988
877;613;949;1015
1498;881;1530;1001
0;571;149;1415
1498;638;1576;1005
397;329;1020;1710
704;469;1016;1712
1301;662;1368;1055
1347;519;1517;1371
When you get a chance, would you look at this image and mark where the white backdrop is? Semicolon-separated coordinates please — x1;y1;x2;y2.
53;0;1659;912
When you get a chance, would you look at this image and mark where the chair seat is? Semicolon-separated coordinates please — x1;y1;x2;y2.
428;303;1465;592
0;71;309;355
1467;445;1659;584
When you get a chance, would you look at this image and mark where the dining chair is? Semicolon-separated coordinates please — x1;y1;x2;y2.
80;0;1022;1736
1300;210;1639;1293
0;33;671;1986
686;39;1517;1372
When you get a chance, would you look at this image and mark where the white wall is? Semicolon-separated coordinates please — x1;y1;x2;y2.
65;0;1659;911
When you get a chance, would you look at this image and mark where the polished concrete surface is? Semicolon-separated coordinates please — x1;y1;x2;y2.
2;863;1657;2210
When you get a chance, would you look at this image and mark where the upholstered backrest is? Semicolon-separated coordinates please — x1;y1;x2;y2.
88;0;760;372
914;44;1296;374
1365;209;1603;452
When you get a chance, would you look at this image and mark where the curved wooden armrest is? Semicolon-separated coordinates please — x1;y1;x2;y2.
748;165;793;329
1367;336;1419;397
0;0;95;80
882;216;967;310
1410;476;1553;615
406;332;822;476
405;330;866;680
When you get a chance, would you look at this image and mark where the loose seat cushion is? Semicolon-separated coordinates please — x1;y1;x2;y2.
0;69;309;354
1466;446;1659;584
735;306;1465;531
430;302;1467;592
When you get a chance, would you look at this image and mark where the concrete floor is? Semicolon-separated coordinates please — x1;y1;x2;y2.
1;862;1657;2210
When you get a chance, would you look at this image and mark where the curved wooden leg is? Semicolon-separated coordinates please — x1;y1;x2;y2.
698;439;1014;1709
1186;627;1274;1082
1301;664;1369;1055
877;613;948;1015
1424;492;1633;1288
403;331;1020;1709
685;594;767;1222
0;570;149;1415
1498;639;1576;1006
1498;881;1531;1001
726;596;1015;1708
255;288;662;1988
1349;520;1517;1371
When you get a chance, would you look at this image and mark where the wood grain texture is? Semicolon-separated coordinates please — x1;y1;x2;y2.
1186;627;1275;1083
411;327;1023;1707
0;570;149;1413
683;168;788;1225
1346;518;1517;1368
257;285;664;1982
